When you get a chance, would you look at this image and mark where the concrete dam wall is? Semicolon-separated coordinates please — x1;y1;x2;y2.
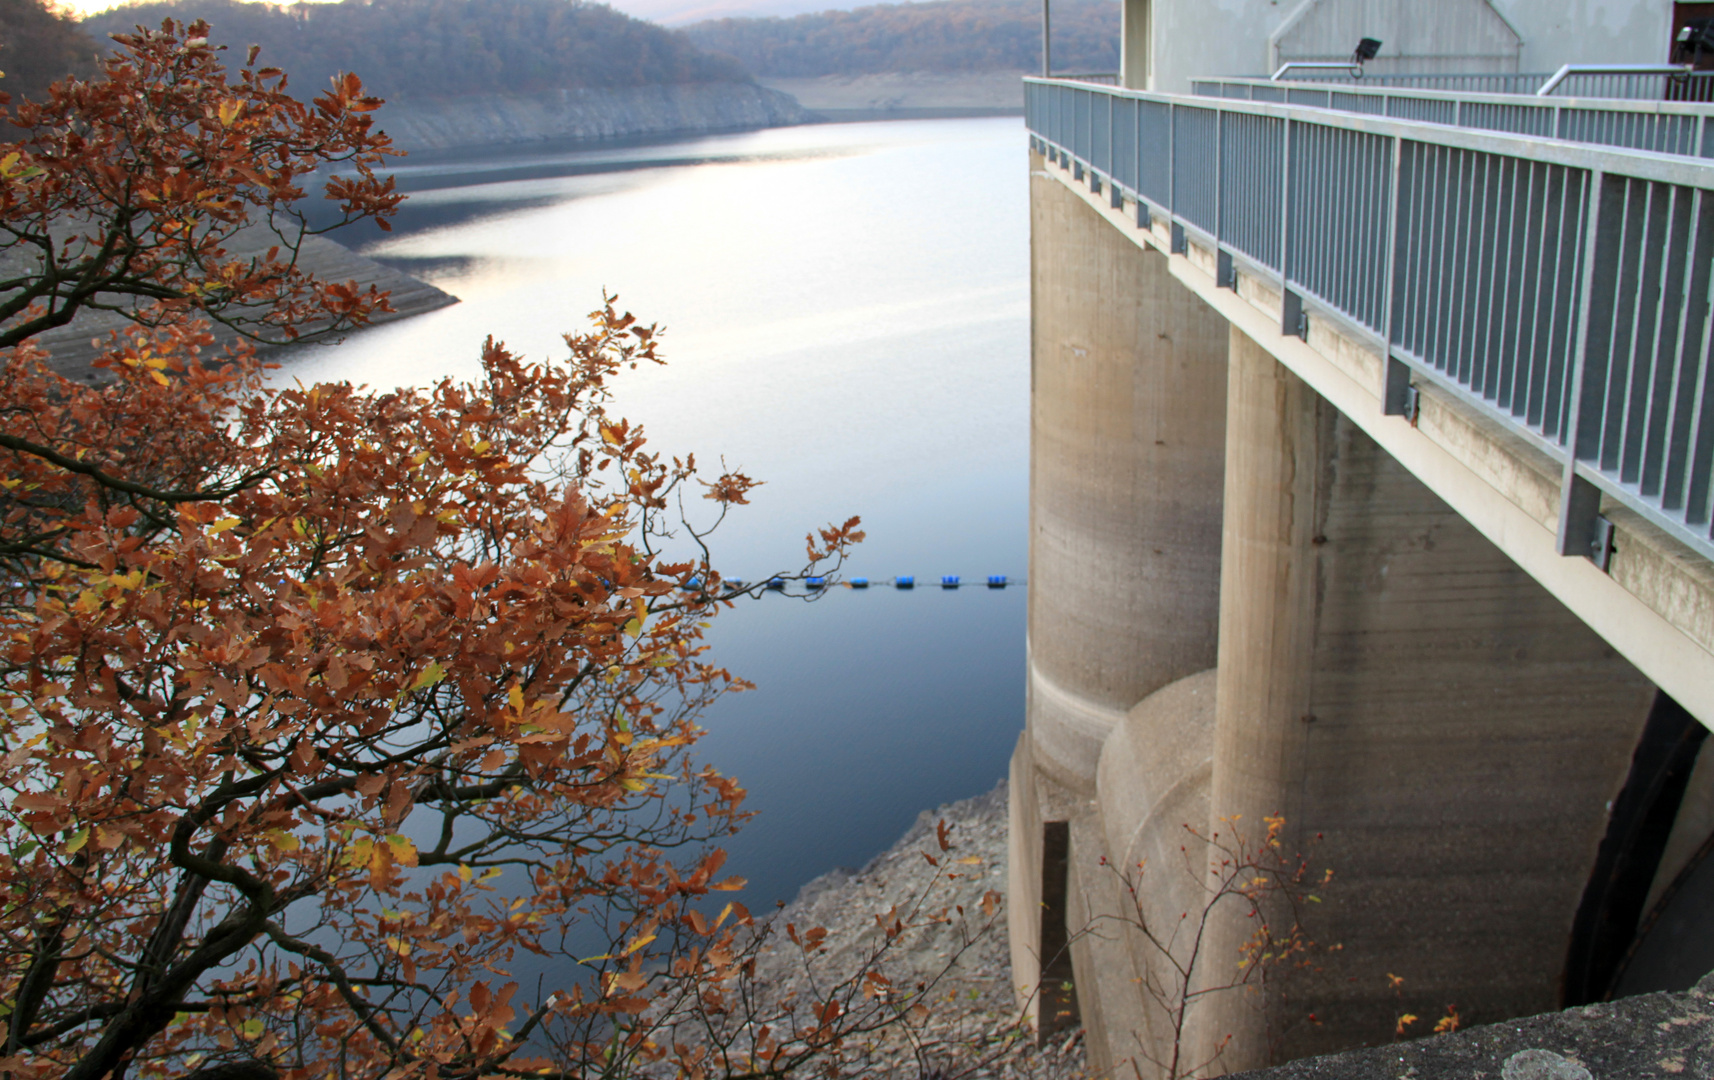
373;82;811;153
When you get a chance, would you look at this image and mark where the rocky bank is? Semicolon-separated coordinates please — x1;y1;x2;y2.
373;82;811;153
677;781;1088;1080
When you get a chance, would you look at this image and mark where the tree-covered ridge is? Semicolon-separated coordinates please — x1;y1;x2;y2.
683;0;1118;78
84;0;752;100
0;0;100;103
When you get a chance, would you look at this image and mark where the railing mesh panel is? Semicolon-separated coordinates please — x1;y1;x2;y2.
1172;105;1219;233
1461;101;1555;137
1220;112;1283;269
1288;122;1392;332
1138;100;1172;207
1391;143;1590;441
1559;109;1700;156
1112;96;1137;192
1579;178;1714;532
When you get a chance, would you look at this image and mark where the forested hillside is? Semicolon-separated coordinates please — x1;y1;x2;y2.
84;0;752;100
683;0;1118;78
0;0;99;102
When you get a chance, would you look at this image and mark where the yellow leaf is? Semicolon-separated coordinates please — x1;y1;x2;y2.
218;99;243;126
412;660;446;690
385;835;418;867
508;684;524;713
622;933;656;956
63;827;88;855
267;829;301;852
150;370;170;387
209;517;241;534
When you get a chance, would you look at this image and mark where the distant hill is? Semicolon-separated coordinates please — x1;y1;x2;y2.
0;0;100;103
84;0;753;101
682;0;1118;78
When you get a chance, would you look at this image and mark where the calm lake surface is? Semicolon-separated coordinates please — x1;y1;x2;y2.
280;118;1030;909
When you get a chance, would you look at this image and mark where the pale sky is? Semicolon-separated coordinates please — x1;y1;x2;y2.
63;0;858;27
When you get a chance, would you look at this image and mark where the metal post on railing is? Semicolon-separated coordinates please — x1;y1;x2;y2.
1381;135;1412;417
1557;168;1616;568
1278;116;1295;335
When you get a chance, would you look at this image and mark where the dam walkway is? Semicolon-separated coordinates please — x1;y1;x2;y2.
1012;73;1714;1076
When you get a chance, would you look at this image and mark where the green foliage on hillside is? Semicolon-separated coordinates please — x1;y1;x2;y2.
0;0;99;103
84;0;751;100
683;0;1118;78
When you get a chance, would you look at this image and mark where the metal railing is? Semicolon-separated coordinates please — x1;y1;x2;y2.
1025;75;1714;566
1246;68;1714;101
1192;77;1714;160
1051;72;1119;85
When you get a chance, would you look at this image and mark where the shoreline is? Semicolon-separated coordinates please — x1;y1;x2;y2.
728;780;1089;1079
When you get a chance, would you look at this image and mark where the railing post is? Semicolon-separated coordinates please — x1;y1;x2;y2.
1557;167;1617;569
1382;135;1413;416
1214;109;1224;245
1278;116;1295;334
1168;102;1176;222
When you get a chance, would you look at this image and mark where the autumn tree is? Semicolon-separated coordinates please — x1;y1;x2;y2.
0;22;993;1080
0;18;399;365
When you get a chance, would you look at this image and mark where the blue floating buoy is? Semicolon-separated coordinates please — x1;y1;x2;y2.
850;577;869;589
941;575;960;589
988;575;1008;588
896;576;915;589
806;576;825;590
766;577;785;591
683;576;702;591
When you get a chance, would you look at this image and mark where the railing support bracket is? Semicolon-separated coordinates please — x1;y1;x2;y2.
1090;170;1102;195
1383;355;1415;419
1217;250;1236;290
1137;200;1152;230
1282;289;1308;340
1558;474;1615;571
1110;182;1124;210
1074;160;1084;182
1171;221;1187;255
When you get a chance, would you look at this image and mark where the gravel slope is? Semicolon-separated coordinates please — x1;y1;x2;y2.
673;781;1089;1079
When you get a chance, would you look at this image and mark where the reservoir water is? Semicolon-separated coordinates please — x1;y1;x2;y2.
281;117;1031;910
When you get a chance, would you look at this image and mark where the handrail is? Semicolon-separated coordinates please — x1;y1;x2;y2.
1023;75;1714;566
1536;62;1693;96
1189;75;1714;160
1271;61;1364;81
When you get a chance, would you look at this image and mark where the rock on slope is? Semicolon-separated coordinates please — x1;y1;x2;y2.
703;781;1089;1079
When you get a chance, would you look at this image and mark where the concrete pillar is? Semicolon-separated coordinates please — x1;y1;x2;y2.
1196;329;1659;1069
1011;149;1229;1037
1025;155;1228;797
1122;0;1152;89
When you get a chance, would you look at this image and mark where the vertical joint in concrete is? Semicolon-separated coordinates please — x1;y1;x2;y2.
1037;820;1080;1044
